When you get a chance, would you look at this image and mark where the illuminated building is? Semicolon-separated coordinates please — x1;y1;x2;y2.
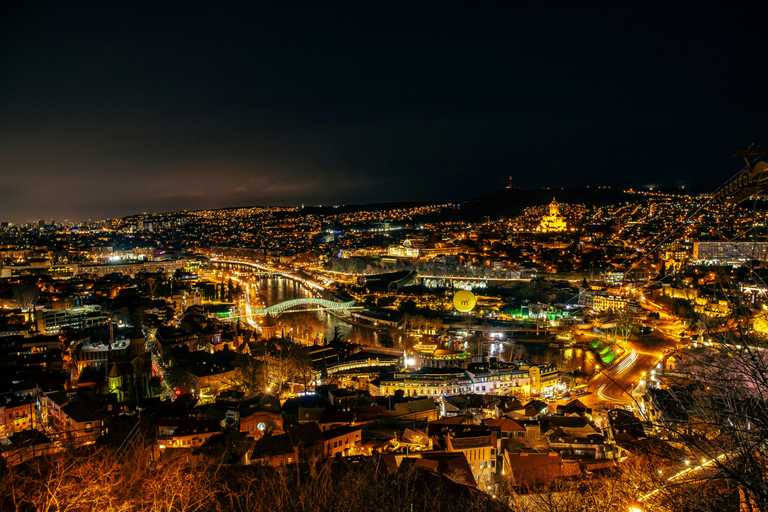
753;311;768;335
35;305;108;335
521;363;561;395
692;241;768;265
537;198;567;232
387;239;422;258
416;347;469;369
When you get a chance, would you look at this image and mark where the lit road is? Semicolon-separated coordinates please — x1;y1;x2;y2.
578;313;682;409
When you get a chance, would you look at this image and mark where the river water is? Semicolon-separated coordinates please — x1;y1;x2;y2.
255;275;358;343
256;275;588;371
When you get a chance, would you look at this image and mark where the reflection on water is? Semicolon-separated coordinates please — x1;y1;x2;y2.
257;276;360;342
516;344;589;373
257;276;589;366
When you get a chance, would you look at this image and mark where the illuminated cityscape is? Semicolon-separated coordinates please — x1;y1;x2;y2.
2;3;768;512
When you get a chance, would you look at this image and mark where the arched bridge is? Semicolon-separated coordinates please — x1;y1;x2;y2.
251;298;357;316
211;260;284;277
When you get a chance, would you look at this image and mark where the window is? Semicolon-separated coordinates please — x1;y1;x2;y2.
85;422;93;432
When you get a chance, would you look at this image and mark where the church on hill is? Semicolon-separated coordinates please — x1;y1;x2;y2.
537;198;567;233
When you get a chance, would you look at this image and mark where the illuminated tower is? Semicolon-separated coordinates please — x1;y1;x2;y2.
538;198;567;232
108;363;123;402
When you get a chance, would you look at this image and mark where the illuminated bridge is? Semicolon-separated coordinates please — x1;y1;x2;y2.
211;260;284;277
250;298;357;317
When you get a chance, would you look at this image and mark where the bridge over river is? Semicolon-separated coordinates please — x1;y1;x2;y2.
249;298;358;317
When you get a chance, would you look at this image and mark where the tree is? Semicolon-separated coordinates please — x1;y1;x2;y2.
290;345;316;392
166;363;198;396
0;443;509;512
231;354;265;398
13;283;40;321
642;324;768;511
146;277;160;299
379;331;394;348
264;337;297;394
330;325;344;344
466;333;483;357
497;453;735;512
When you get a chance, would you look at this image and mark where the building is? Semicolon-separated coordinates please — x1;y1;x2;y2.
445;431;497;491
2;394;35;435
156;418;221;456
60;400;113;446
327;349;401;375
483;417;526;441
580;289;640;313
250;422;326;466
522;363;561;395
387;239;422;258
537;198;567;233
592;294;629;312
375;366;534;398
78;259;185;277
322;425;363;457
416;347;469;369
692;241;768;265
503;451;580;491
238;394;283;438
390;398;440;422
35;305;108;335
73;339;130;373
375;369;472;397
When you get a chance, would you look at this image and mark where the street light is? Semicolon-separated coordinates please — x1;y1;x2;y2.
628;501;643;512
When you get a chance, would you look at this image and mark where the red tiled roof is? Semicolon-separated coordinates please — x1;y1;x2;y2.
484;418;525;432
506;452;580;489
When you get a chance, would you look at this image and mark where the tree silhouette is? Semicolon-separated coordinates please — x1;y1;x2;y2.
13;283;40;321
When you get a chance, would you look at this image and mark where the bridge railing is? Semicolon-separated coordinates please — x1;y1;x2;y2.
251;298;357;316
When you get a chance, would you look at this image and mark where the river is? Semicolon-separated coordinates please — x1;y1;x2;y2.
254;275;587;371
255;275;372;344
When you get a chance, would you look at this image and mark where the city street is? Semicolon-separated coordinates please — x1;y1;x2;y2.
578;317;682;409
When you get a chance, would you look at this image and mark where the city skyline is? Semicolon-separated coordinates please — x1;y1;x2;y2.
2;3;767;223
1;161;768;508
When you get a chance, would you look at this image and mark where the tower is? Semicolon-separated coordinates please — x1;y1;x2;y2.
108;363;123;402
549;198;559;216
538;197;567;233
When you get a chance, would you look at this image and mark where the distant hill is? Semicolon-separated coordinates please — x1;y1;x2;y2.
119;187;652;223
457;186;639;220
301;187;640;221
300;200;440;216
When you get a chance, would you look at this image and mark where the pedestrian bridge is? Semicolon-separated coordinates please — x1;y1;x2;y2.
251;298;357;316
211;260;284;277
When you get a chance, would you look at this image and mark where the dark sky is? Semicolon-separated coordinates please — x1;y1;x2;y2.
2;2;767;223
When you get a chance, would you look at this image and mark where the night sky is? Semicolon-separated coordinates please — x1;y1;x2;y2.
2;2;767;223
